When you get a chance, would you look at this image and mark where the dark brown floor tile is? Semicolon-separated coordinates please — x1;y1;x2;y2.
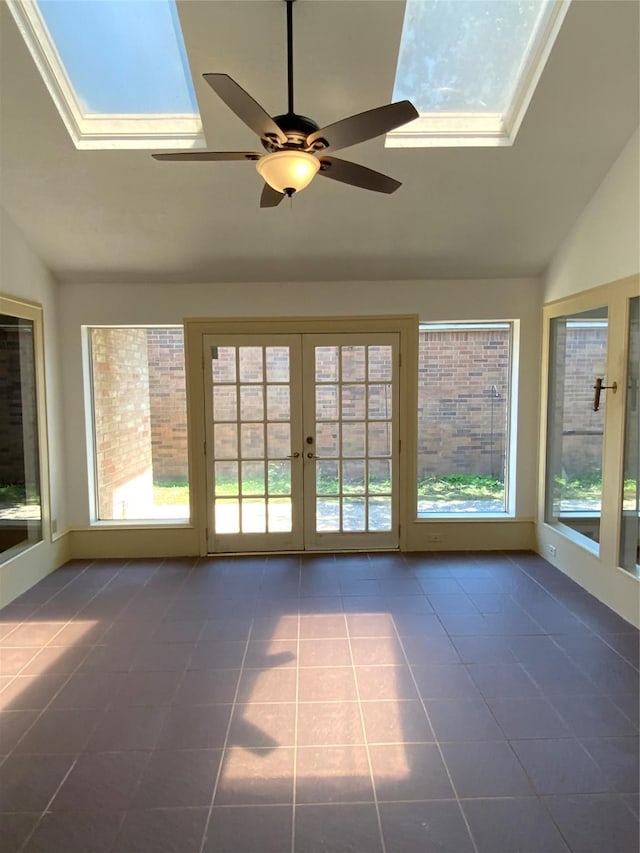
76;642;136;673
297;701;364;746
0;647;41;676
50;671;125;709
111;807;208;853
441;740;533;797
0;812;39;853
189;640;246;670
298;638;351;667
156;703;232;749
205;805;292;853
521;655;601;695
581;737;640;792
20;644;91;676
295;745;374;804
487;697;572;739
392;612;448;637
237;666;297;703
418;577;464;594
111;669;182;706
150;619;204;643
370;742;454;801
411;664;481;700
134;748;221;807
379;800;475;853
428;594;479;615
244;639;297;669
462;797;570;853
131;641;195;672
401;634;461;665
86;705;168;751
298;666;357;702
5;622;65;646
23;810;125;853
355;665;419;701
215;746;295;805
251;614;299;640
299;614;346;639
50;749;149;810
544;793;639;853
383;594;434;614
14;707;100;753
229;702;296;748
549;694;638;737
172;669;240;706
345;612;396;637
0;709;39;753
361;700;434;744
425;698;504;741
350;636;404;665
511;738;608;795
0;754;75;811
466;662;542;698
452;636;516;664
294;803;383;853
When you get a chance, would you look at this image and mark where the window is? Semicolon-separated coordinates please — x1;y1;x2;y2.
545;310;608;549
88;327;189;521
0;298;44;561
388;0;570;147
7;0;203;149
417;323;512;515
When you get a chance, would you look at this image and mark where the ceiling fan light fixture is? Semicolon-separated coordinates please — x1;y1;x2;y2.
256;150;320;195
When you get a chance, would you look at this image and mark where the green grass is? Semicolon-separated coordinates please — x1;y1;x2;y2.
153;474;638;506
0;483;29;507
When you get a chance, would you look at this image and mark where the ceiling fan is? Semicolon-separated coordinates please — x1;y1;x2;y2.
153;0;418;208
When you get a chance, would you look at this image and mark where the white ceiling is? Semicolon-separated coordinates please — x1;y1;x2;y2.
0;0;638;285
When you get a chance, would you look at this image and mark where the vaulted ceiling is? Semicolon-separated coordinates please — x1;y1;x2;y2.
0;0;638;284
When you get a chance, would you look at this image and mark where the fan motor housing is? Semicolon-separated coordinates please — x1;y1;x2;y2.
263;112;321;151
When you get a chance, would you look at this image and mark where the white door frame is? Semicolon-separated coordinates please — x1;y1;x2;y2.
185;315;417;555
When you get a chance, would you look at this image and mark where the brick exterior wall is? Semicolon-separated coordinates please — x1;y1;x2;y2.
91;328;153;518
417;328;510;479
556;325;608;476
147;329;188;481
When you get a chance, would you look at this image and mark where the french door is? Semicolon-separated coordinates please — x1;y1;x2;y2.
203;332;399;552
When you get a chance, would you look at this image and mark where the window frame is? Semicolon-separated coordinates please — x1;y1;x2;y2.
84;324;192;527
0;294;50;562
415;320;517;519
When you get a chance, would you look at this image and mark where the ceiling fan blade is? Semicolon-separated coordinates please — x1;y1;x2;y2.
318;157;401;194
307;100;419;154
260;184;285;208
203;73;287;144
152;151;262;162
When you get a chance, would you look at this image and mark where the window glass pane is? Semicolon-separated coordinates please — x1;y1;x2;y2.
417;323;510;515
545;310;608;547
240;386;263;421
341;346;366;382
0;313;42;560
90;327;189;520
620;296;639;573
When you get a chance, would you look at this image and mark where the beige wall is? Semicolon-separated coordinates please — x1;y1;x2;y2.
544;128;639;302
539;126;640;627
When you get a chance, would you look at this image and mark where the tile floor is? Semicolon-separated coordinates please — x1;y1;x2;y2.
0;551;638;853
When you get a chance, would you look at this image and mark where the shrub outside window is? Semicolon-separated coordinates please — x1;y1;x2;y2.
88;327;189;521
417;322;512;515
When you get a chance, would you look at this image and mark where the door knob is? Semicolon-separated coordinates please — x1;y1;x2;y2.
287;452;300;458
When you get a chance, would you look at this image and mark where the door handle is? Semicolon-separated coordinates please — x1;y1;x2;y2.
593;377;617;411
287;452;300;458
306;452;314;458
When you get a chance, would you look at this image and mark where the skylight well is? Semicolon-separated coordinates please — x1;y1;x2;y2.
388;0;571;147
8;0;203;149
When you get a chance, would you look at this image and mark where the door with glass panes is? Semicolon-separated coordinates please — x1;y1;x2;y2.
204;333;399;552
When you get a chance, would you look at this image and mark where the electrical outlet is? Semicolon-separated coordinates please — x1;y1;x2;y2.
547;543;556;558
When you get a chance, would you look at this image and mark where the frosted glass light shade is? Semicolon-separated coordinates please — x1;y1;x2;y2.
256;150;320;194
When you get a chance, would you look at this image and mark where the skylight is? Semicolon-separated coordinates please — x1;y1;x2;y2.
388;0;570;147
8;0;203;149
